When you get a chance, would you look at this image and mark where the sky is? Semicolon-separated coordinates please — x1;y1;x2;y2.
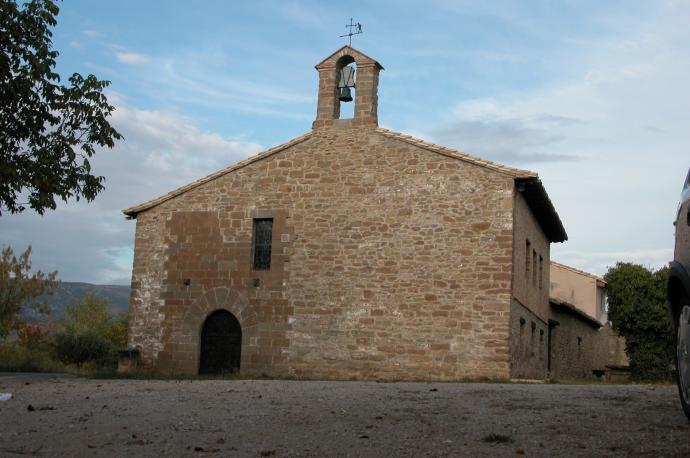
2;0;689;285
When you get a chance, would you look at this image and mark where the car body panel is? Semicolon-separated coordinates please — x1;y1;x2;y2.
675;169;690;269
668;167;690;419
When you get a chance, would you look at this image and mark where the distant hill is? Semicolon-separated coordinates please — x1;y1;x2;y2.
26;282;131;323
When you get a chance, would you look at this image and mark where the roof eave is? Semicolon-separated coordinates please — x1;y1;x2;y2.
375;128;537;178
314;45;384;70
121;131;313;218
551;261;606;284
550;298;603;328
515;177;568;243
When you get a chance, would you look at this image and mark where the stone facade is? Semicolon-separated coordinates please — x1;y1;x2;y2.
547;263;629;380
607;326;629;367
123;46;567;380
549;301;608;379
510;299;549;379
508;190;551;379
551;261;607;322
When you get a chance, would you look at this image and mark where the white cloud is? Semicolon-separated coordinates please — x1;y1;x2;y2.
115;51;149;65
431;116;580;165
424;1;690;274
1;104;263;284
154;57;314;119
107;105;263;206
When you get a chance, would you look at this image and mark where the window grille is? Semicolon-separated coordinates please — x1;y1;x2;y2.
252;218;273;270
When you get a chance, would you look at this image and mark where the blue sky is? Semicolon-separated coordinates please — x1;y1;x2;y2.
2;0;689;284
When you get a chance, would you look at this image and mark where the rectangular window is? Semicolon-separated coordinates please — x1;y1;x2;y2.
532;249;537;287
252;218;273;270
525;240;531;279
539;255;544;289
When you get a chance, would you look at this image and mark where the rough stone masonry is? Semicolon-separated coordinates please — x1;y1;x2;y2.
122;46;567;381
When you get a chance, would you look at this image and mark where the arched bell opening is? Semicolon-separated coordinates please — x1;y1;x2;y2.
335;55;356;119
199;309;242;375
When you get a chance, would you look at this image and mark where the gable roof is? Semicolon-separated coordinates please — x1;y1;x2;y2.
122;131;313;218
122;126;568;243
315;45;384;70
375;128;535;178
375;128;568;243
514;176;568;243
550;297;603;328
551;261;606;286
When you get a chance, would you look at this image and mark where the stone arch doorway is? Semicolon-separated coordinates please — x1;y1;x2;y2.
199;310;242;374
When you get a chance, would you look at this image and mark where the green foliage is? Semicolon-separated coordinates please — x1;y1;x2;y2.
54;331;115;367
0;341;63;373
0;293;128;373
64;294;111;335
103;313;128;349
53;294;128;369
0;0;122;215
0;245;58;338
605;262;673;380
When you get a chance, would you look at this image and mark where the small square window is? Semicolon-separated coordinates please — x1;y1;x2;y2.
252;218;273;270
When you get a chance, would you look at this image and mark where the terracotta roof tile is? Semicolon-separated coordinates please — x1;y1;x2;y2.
550;297;604;328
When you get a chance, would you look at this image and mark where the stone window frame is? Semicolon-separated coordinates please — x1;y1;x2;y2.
251;218;274;271
248;209;290;287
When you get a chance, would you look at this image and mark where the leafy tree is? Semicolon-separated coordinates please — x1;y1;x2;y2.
62;293;127;348
0;245;58;338
0;0;122;215
102;313;128;349
63;294;111;335
17;323;51;352
56;294;127;368
605;262;673;380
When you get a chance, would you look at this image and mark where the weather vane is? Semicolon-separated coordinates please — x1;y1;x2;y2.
340;18;362;46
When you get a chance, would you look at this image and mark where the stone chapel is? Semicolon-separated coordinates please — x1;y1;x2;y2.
121;46;567;380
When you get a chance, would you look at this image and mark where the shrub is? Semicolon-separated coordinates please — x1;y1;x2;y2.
62;295;128;348
63;295;111;336
103;314;128;349
52;295;128;370
0;342;63;373
16;324;52;352
54;332;115;367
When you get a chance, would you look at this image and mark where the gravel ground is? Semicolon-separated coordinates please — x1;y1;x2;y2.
0;373;688;457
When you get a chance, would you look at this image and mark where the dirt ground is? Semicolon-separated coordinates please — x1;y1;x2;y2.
0;373;688;457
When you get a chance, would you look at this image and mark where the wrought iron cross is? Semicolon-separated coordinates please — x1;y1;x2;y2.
340;18;363;46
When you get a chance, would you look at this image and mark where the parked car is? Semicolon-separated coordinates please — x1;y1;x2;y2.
668;167;690;420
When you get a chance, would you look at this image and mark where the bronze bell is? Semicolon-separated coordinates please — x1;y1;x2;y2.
338;86;353;102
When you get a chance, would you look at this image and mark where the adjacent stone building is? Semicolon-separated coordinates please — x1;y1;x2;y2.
122;46;567;380
548;263;628;380
551;261;607;322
